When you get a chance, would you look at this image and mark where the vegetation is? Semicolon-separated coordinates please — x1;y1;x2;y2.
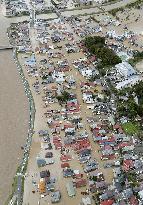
128;51;143;66
84;36;121;76
116;81;143;120
92;192;100;205
109;7;124;16
56;91;70;103
122;122;140;135
5;175;18;205
127;172;139;187
126;0;143;9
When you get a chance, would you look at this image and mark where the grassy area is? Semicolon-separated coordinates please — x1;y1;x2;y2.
122;122;140;135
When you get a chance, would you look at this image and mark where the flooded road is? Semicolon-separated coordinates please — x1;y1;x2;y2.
0;5;29;205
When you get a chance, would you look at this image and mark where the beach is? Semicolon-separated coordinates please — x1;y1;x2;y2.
0;7;29;205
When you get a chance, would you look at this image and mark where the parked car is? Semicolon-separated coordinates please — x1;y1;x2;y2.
46;158;55;165
61;163;70;168
104;163;114;169
60;155;72;162
79;156;91;164
45;152;53;158
79;149;91;158
45;143;53;150
43;136;50;143
38;130;48;136
84;161;98;173
47;183;55;192
63;168;74;177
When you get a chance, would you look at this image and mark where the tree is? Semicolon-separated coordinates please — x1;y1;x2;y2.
56;91;70;103
84;36;122;76
85;36;105;47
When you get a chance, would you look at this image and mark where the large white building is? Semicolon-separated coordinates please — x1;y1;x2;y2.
115;62;137;78
116;75;142;90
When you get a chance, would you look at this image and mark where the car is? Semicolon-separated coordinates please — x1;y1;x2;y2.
45;143;53;150
79;156;91;164
84;161;98;173
46;158;55;165
84;165;98;173
43;136;50;143
47;183;55;192
45;152;53;158
79;149;91;158
51;191;61;203
61;163;70;168
63;168;74;177
104;163;113;168
60;155;72;162
38;130;48;136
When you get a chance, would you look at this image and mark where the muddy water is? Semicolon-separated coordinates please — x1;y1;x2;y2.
0;6;29;205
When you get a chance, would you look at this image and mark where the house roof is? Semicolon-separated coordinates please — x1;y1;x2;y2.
100;199;115;205
123;160;134;172
129;195;139;205
39;180;46;194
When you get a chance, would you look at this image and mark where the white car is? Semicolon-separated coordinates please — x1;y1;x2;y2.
46;159;55;165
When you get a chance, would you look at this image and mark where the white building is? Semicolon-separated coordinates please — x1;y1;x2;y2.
116;75;142;90
115;62;137;78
